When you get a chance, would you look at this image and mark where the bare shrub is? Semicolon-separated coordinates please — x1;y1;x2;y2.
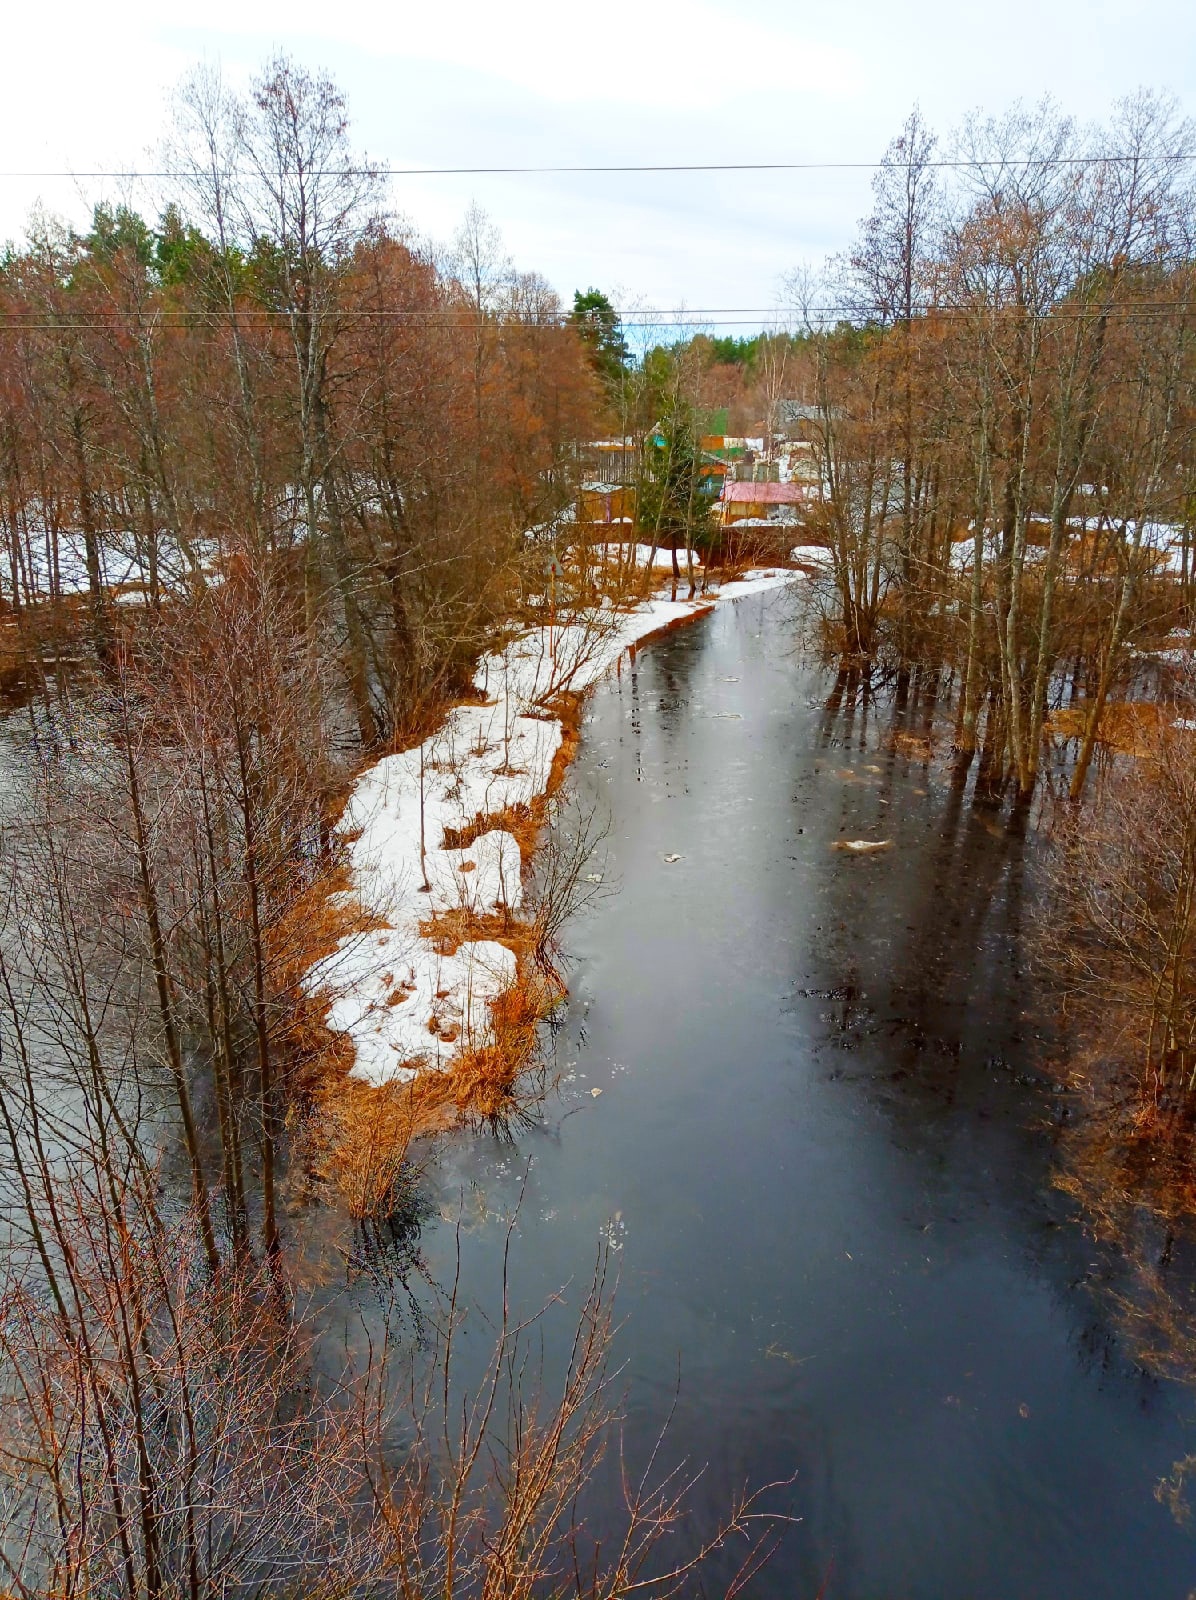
1044;714;1196;1109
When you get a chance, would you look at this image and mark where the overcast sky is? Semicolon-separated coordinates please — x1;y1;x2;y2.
4;0;1195;330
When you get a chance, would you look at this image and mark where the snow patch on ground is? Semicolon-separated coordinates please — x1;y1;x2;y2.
588;542;704;571
305;569;800;1086
789;545;833;570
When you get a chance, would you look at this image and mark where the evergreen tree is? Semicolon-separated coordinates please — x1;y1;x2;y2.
571;287;629;391
638;397;714;580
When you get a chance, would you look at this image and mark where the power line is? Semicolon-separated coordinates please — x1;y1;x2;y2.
27;307;792;323
4;153;1196;181
3;304;1196;332
1;298;1194;319
0;305;803;319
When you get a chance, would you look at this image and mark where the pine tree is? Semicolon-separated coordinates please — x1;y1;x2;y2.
571;287;629;391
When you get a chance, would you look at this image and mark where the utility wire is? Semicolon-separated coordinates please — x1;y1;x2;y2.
3;310;1196;332
3;299;1196;329
4;153;1196;180
0;301;1189;317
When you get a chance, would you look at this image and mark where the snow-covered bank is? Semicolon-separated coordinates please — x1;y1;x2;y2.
789;544;833;571
589;542;703;572
305;569;800;1088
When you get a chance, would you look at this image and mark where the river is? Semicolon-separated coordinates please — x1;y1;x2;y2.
314;586;1196;1598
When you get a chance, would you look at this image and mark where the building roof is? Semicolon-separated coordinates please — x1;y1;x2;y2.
721;481;806;504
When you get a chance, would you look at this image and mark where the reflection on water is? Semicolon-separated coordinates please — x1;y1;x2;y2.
308;592;1196;1600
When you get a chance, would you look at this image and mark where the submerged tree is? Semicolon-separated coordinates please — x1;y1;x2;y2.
773;94;1196;799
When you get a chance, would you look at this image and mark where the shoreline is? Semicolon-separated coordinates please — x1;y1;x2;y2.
301;566;802;1150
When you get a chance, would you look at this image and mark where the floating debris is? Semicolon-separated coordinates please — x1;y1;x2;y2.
833;839;893;854
662;853;683;863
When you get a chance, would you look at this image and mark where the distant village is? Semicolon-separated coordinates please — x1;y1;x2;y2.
575;400;825;562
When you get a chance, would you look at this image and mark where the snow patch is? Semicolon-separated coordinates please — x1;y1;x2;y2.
789;545;833;570
587;542;704;571
305;570;802;1086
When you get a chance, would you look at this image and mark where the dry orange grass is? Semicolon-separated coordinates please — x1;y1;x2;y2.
442;803;535;854
417;906;522;955
1046;700;1169;757
266;862;417;1217
418;956;561;1121
303;1075;430;1219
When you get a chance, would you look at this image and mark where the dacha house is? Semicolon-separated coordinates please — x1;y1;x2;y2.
719;480;809;525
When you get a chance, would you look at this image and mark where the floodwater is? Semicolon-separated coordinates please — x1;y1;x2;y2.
326;590;1196;1598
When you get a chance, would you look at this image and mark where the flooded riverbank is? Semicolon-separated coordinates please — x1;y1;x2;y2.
310;588;1196;1596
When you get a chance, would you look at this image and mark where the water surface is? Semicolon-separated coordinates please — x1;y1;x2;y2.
338;591;1196;1598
